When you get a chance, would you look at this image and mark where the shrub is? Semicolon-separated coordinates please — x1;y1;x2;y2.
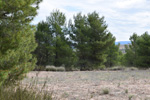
102;88;109;94
0;85;52;100
128;95;133;100
99;65;106;70
128;67;138;71
125;89;128;94
107;66;125;71
34;66;46;71
65;65;80;71
45;66;65;72
46;66;57;71
56;67;66;72
0;72;53;100
123;67;138;71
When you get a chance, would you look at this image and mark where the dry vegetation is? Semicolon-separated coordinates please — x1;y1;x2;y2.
24;70;150;100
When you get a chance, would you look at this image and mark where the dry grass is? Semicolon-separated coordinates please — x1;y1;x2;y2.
23;70;150;100
0;83;53;100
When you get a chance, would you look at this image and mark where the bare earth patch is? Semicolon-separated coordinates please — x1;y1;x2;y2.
24;70;150;100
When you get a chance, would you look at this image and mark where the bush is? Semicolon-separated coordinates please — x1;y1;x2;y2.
65;65;80;71
128;67;138;71
46;66;57;71
0;85;52;100
0;72;53;100
125;89;128;94
102;88;109;94
99;65;106;70
45;66;65;72
128;95;134;100
107;66;125;71
56;67;66;72
34;66;46;71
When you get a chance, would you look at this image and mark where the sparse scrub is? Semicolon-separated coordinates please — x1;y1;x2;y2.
0;73;53;100
46;66;57;71
34;66;46;71
0;84;52;100
61;92;69;98
124;67;138;71
45;66;65;71
129;67;138;71
107;66;125;71
125;89;128;94
102;88;109;94
56;67;66;71
128;95;134;100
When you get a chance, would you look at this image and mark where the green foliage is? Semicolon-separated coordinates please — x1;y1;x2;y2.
124;33;138;66
70;11;115;70
105;43;123;67
124;32;150;68
136;32;150;68
102;88;109;94
125;89;128;94
35;10;77;70
69;13;91;70
35;21;55;66
0;0;42;86
34;66;45;71
128;95;134;100
45;66;65;71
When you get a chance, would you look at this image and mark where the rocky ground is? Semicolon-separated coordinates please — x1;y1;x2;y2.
24;70;150;100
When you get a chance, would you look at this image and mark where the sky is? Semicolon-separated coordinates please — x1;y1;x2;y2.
32;0;150;41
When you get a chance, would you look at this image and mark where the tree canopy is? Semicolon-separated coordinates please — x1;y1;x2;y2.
0;0;42;86
70;12;115;70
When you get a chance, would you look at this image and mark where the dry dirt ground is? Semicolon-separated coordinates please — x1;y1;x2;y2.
24;70;150;100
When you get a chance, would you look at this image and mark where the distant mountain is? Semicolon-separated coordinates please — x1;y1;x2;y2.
115;41;131;45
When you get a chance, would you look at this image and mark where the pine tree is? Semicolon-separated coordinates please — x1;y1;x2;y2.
35;10;77;70
124;33;138;66
70;12;115;70
35;21;55;66
136;32;150;68
70;13;91;70
87;12;115;69
0;0;42;86
105;43;122;67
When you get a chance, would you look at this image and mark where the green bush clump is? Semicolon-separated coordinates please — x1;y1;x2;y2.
45;66;65;72
56;67;66;71
102;88;109;94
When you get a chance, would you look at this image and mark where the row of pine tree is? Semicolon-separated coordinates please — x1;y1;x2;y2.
34;10;122;71
35;10;150;70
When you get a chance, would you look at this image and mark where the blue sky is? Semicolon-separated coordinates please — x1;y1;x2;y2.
32;0;150;41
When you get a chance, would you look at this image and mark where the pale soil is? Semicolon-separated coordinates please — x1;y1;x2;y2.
24;70;150;100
